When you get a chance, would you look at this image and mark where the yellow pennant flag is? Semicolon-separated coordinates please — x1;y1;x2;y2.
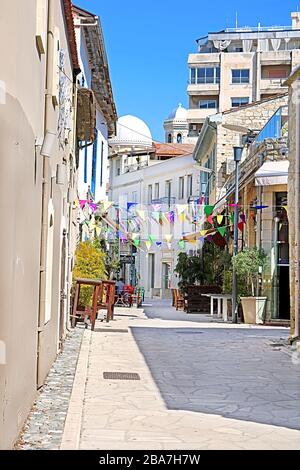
137;210;146;220
95;226;101;237
180;213;185;222
102;201;113;212
132;233;139;240
145;240;152;250
217;215;224;225
165;234;173;243
74;198;80;208
200;230;208;237
282;205;288;213
189;239;197;244
177;204;188;215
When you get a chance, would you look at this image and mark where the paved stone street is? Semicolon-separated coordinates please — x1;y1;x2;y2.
60;300;300;450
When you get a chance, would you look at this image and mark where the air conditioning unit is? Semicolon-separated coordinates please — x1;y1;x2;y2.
226;159;236;175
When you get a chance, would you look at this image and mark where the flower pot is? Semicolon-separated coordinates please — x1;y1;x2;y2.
240;297;267;325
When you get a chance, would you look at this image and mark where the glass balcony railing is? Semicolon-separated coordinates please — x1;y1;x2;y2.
252;106;288;146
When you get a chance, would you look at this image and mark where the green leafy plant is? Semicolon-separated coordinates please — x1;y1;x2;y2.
232;248;266;298
73;241;107;307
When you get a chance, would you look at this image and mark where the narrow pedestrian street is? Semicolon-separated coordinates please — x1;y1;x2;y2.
27;300;297;450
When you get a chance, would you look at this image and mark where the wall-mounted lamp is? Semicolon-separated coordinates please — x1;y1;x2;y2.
40;131;56;158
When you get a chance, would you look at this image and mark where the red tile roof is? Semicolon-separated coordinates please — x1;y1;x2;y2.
154;143;195;157
62;0;80;74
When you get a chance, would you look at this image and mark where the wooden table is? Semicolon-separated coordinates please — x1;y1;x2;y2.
203;294;232;322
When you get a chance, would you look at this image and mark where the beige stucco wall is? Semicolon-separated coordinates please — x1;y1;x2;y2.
0;0;77;449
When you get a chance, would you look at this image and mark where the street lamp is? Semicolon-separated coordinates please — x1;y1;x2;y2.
232;146;243;324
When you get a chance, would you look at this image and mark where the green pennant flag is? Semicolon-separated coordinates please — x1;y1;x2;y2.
133;239;140;248
204;205;214;217
178;240;185;250
218;226;226;237
148;235;156;243
230;213;235;224
152;211;160;223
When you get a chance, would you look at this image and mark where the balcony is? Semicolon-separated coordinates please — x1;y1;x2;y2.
187;108;218;123
188;53;221;66
260;51;292;65
260;78;288;93
187;83;220;96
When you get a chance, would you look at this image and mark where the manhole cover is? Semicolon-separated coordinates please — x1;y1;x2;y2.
176;331;203;335
103;372;140;381
96;329;128;333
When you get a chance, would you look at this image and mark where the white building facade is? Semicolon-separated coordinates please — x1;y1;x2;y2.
109;115;200;298
74;6;117;204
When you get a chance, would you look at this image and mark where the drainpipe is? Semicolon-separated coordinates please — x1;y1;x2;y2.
37;0;55;385
294;92;300;340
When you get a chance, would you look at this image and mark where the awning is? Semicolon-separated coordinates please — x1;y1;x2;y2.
255;160;289;187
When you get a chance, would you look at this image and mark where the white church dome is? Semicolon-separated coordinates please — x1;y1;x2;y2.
167;103;188;121
109;115;153;149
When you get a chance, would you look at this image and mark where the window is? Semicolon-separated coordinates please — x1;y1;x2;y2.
232;69;250;84
99;141;104;187
116;159;121;176
187;175;193;197
155;183;159;199
148;184;153;204
177;133;182;143
165;180;172;207
190;67;220;85
179;177;185;199
91;129;98;197
168;133;172;143
199;100;217;109
231;97;250;108
84;143;88;183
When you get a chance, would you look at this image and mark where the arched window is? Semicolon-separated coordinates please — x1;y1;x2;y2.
177;133;182;144
168;134;172;143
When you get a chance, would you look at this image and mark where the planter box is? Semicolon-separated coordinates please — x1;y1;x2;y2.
241;297;267;325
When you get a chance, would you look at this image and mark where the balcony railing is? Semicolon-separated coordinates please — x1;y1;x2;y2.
225;26;292;33
252;106;288;146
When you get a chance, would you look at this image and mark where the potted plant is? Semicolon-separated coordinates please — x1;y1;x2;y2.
232;248;267;324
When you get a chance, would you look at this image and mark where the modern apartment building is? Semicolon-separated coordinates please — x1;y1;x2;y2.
187;11;300;142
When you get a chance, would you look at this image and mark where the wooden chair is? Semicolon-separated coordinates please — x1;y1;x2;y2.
175;289;185;311
171;288;176;307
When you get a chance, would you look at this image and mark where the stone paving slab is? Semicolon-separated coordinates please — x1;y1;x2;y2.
61;301;300;450
16;325;85;450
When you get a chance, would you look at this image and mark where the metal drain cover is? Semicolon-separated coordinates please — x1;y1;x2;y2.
103;372;140;381
176;330;203;335
96;329;128;333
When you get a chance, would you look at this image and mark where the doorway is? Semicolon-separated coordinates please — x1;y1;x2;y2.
162;262;171;299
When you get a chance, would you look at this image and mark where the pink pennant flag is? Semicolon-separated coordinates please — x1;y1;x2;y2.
207;215;213;225
79;199;88;209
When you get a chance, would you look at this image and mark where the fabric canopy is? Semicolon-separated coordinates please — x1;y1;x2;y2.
255;160;289;187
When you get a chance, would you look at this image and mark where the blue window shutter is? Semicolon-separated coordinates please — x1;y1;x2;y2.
84;143;88;183
100;141;104;187
91;129;98;198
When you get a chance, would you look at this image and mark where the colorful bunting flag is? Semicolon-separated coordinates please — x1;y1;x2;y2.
145;241;152;250
217;215;224;225
167;211;175;223
79;199;88;209
180;213;185;222
282;205;288;213
218;226;226;237
207;215;213;225
102;201;113;212
133;239;140;248
240;214;247;224
156;241;162;248
200;230;208;237
230;213;235;224
152;211;160;223
204;205;214;217
238;222;244;232
136;210;146;220
149;235;156;243
178;240;185;249
165;234;173;243
177;204;188;215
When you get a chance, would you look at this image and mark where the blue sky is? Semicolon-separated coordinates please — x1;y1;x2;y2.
76;0;299;141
